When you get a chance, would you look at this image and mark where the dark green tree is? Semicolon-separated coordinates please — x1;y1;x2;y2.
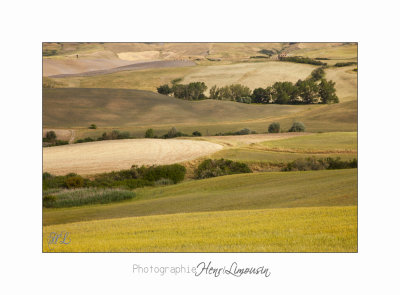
157;84;173;95
310;67;326;81
252;87;269;103
319;79;339;104
296;79;319;104
145;128;154;138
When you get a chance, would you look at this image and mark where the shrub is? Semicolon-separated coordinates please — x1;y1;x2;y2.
258;49;275;56
268;122;281;133
64;175;85;189
237;128;251;135
162;127;188;138
46;131;57;141
75;137;95;143
283;157;357;171
310;67;326;81
157;84;173;95
89;124;97;129
195;159;252;179
145;128;154;138
334;62;357;67
141;164;186;184
280;56;327;66
154;178;175;186
43;195;57;207
289;122;305;132
42;188;136;208
192;131;202;136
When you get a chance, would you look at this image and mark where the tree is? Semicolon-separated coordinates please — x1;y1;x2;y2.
319;79;339;104
145;128;154;138
157;84;173;95
167;127;178;138
209;85;219;99
272;82;297;104
89;124;97;129
310;67;326;81
296;79;319;104
289;122;305;132
268;122;280;133
46;131;57;141
252;87;269;103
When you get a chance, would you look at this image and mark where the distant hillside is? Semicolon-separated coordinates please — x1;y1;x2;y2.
43;88;308;128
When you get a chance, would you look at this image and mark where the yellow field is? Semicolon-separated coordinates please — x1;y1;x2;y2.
43;206;357;252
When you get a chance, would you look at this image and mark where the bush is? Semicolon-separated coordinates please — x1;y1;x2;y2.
89;124;97;129
64;175;85;189
101;130;131;140
268;122;281;133
43;195;57;207
75;137;95;143
258;49;275;56
280;56;327;66
195;159;252;179
42;188;136;208
45;131;57;141
145;128;154;138
289;122;305;132
192;131;202;136
141;164;186;184
334;62;357;67
157;84;173;95
283;157;357;171
162;127;188;138
310;67;326;81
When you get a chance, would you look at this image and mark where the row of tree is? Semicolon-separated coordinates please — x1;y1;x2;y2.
157;67;338;104
157;82;207;100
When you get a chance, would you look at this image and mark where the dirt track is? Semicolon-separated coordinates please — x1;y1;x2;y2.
43;138;223;175
48;60;196;78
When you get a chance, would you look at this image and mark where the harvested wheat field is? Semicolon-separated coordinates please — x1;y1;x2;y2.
43;138;223;175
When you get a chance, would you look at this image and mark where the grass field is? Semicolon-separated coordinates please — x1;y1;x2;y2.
43;169;357;226
43;205;357;252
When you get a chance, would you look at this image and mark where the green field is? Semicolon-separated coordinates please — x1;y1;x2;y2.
43;169;357;226
43;206;357;252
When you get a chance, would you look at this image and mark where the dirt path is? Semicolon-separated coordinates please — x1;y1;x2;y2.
68;130;75;144
43;138;223;175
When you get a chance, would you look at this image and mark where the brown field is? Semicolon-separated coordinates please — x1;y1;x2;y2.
43;138;223;175
49;60;196;78
43;58;134;76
